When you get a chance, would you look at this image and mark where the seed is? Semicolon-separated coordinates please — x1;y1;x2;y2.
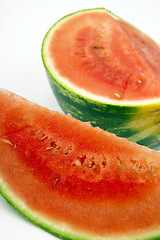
2;139;12;146
46;146;54;150
134;163;140;173
114;93;121;99
148;166;153;175
137;80;142;84
54;178;59;185
93;46;102;49
75;160;82;167
40;135;48;140
117;161;123;171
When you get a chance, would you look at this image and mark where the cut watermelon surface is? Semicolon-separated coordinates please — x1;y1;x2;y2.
42;8;160;149
1;89;160;239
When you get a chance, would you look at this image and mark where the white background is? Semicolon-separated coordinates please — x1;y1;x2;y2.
0;0;160;239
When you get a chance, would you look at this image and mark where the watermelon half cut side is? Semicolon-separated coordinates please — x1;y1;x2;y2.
1;89;160;239
41;8;160;149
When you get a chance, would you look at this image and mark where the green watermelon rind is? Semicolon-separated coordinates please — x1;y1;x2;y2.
1;176;160;240
41;8;160;150
0;177;91;240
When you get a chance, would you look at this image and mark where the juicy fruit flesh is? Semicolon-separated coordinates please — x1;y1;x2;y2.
49;10;160;100
1;90;160;238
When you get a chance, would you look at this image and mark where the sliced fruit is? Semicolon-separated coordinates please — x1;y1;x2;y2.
1;89;160;239
41;8;160;149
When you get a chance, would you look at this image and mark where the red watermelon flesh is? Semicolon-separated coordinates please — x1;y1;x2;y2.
49;10;160;100
1;89;160;239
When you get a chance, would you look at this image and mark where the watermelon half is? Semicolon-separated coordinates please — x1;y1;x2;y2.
1;89;160;239
41;8;160;149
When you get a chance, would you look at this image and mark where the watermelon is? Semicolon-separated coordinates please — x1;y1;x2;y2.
1;88;160;240
41;8;160;149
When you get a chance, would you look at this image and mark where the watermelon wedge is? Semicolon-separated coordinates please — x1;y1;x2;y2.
1;88;160;239
41;8;160;149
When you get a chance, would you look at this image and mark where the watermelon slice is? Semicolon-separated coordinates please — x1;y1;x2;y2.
41;8;160;149
1;88;160;240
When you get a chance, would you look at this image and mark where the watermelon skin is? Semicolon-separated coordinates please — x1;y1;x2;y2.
45;69;160;150
1;89;160;240
41;8;160;149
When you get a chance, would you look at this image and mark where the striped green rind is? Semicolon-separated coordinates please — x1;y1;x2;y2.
41;8;160;150
1;176;160;240
45;69;160;150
